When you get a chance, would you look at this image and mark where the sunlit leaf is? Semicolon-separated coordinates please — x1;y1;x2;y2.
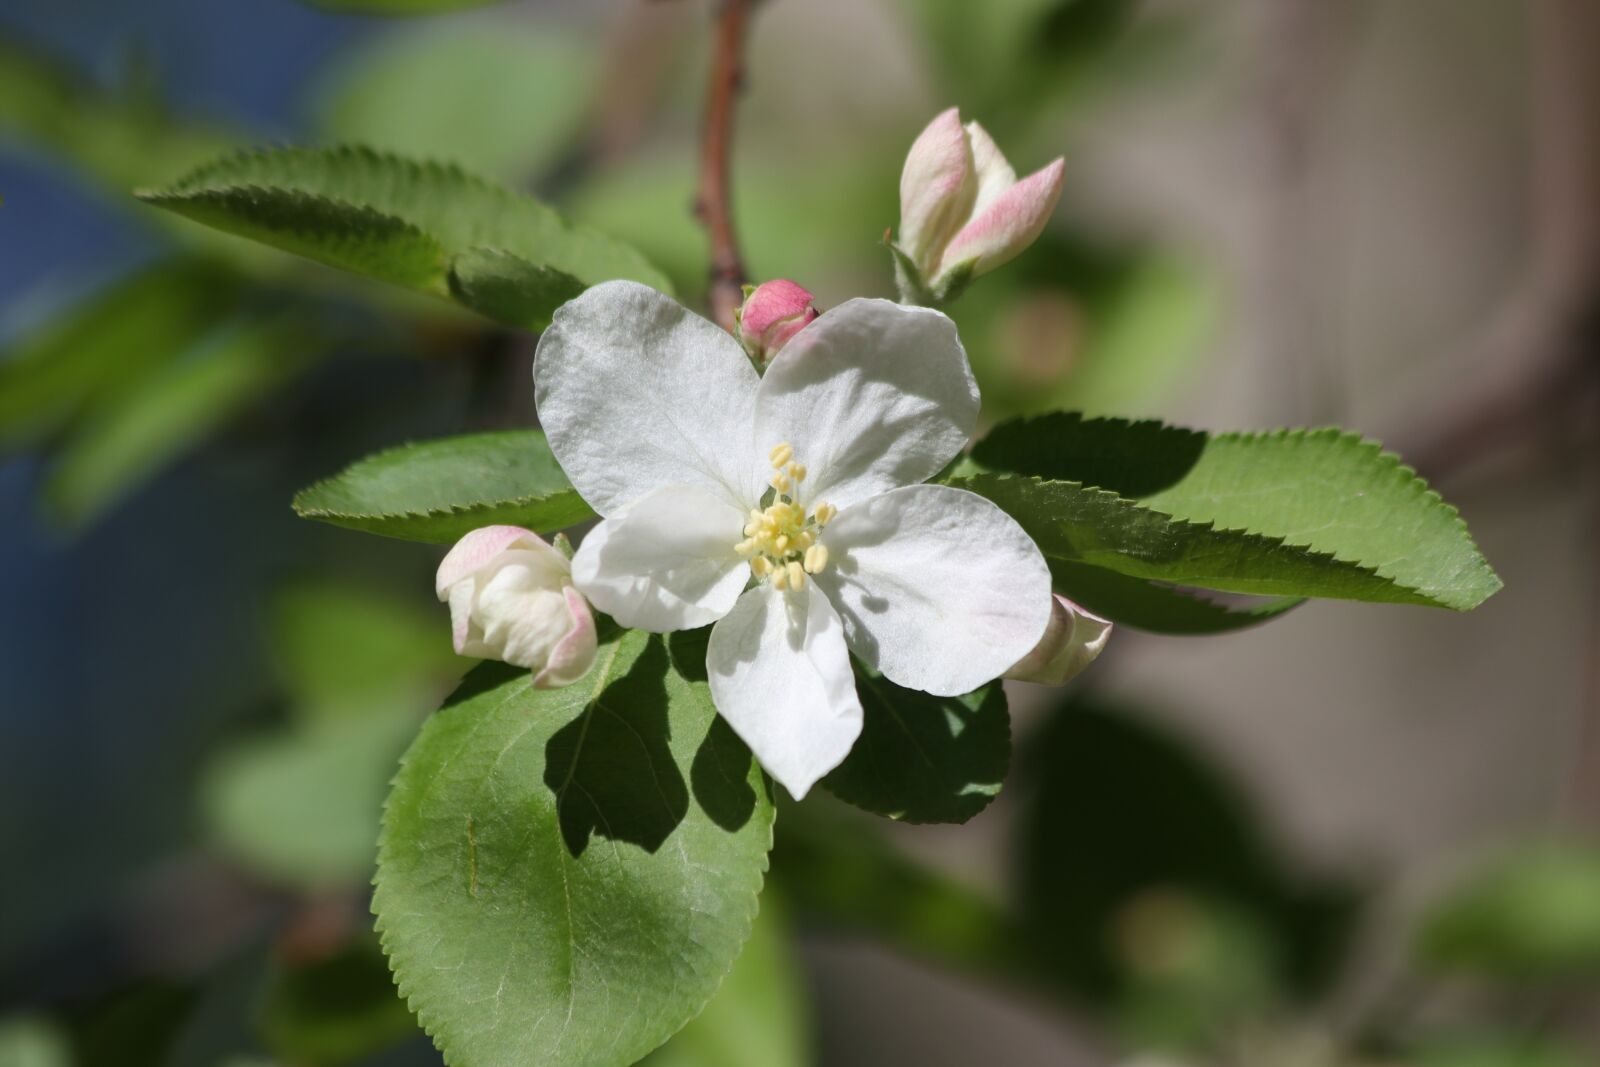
293;429;595;543
375;631;775;1067
138;146;671;327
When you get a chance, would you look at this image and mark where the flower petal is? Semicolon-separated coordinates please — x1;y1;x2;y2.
534;281;763;516
753;299;978;509
707;582;862;799
533;586;599;689
813;483;1052;696
935;158;1064;283
898;107;977;267
435;524;550;598
571;484;749;632
1003;594;1112;686
964;120;1017;216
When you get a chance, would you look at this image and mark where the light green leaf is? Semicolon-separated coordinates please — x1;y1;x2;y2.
1050;560;1303;635
448;247;586;330
0;1016;71;1067
270;581;463;721
823;670;1008;824
203;711;420;888
293;429;595;543
1417;843;1600;982
317;20;594;180
138;145;672;326
1410;1034;1591;1067
375;630;775;1067
42;316;315;528
640;899;808;1067
0;260;238;453
962;413;1501;610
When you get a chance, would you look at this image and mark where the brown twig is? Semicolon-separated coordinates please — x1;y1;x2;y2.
695;0;755;333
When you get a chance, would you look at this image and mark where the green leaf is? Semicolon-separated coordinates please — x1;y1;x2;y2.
375;629;775;1067
138;145;672;326
1409;1034;1592;1067
270;581;464;722
0;260;239;453
967;414;1500;611
447;247;586;330
823;670;1008;824
317;20;595;180
1417;843;1600;982
639;899;808;1067
293;429;595;543
0;1017;71;1067
42;315;316;528
202;712;419;888
1050;560;1303;635
257;933;420;1067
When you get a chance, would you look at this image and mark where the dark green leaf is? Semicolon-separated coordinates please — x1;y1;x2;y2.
294;429;595;543
448;247;586;330
138;145;672;325
257;934;419;1067
1015;697;1358;1003
1417;843;1600;982
823;669;1008;824
375;631;775;1067
1050;560;1302;635
967;414;1500;611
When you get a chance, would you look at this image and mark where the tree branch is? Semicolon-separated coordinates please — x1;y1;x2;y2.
695;0;755;333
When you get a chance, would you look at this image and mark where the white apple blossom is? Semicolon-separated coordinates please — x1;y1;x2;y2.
1004;594;1112;685
533;281;1053;798
436;525;597;689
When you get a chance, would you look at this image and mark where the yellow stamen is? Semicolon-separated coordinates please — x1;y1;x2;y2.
787;463;807;483
750;556;774;578
769;442;794;468
813;501;837;526
770;472;791;494
771;566;790;591
786;560;806;589
804;544;829;574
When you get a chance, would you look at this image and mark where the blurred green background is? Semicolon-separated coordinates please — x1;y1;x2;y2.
1;1;1596;1065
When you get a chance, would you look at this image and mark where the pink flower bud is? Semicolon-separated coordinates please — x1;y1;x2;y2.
895;110;1065;300
1003;595;1111;686
436;524;597;689
737;279;819;364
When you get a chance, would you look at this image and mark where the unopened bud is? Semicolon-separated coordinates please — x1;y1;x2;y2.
736;279;818;365
435;525;597;689
1003;594;1111;686
893;108;1065;304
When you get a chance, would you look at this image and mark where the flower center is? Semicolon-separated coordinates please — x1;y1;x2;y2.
733;442;836;591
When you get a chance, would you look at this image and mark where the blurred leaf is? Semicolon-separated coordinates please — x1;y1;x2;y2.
294;429;594;543
138;146;672;327
375;639;774;1067
640;899;808;1067
42;315;318;528
66;983;196;1067
270;581;462;721
447;246;586;331
1050;560;1303;635
0;1017;71;1067
1016;699;1358;1003
956;417;1500;610
823;671;1008;824
203;712;419;888
0;37;235;192
773;806;1019;975
1408;1034;1592;1067
1417;842;1600;983
0;260;239;453
257;933;418;1067
318;20;593;180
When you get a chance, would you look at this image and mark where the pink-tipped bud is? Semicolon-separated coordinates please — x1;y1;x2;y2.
436;525;597;689
737;279;819;365
1003;594;1111;686
895;109;1065;302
